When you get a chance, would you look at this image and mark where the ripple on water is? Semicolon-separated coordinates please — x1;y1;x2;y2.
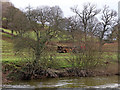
2;76;119;88
87;83;119;88
2;84;35;88
3;83;120;89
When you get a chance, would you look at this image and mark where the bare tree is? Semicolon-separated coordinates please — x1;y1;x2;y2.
2;5;19;33
69;3;102;69
14;5;64;71
2;1;12;29
98;5;117;51
48;6;64;31
63;16;79;40
9;10;29;35
71;3;100;44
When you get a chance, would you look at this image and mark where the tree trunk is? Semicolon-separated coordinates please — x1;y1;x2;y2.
99;38;103;53
32;31;41;75
11;30;13;34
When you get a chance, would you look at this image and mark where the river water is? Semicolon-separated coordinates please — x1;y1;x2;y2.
2;75;120;89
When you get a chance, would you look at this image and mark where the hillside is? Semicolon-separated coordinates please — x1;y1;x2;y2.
1;28;118;59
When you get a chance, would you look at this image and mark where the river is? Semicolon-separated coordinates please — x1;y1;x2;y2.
2;75;120;89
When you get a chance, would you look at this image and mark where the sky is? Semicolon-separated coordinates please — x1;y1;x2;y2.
9;0;120;17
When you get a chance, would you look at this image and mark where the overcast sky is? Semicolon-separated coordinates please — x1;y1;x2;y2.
9;0;120;17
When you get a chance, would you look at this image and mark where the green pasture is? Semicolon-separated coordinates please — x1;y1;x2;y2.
1;28;118;69
0;28;17;35
1;28;74;42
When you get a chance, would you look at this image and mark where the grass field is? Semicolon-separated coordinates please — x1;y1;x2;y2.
2;28;118;69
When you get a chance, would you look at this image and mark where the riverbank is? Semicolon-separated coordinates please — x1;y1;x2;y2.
2;62;119;84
